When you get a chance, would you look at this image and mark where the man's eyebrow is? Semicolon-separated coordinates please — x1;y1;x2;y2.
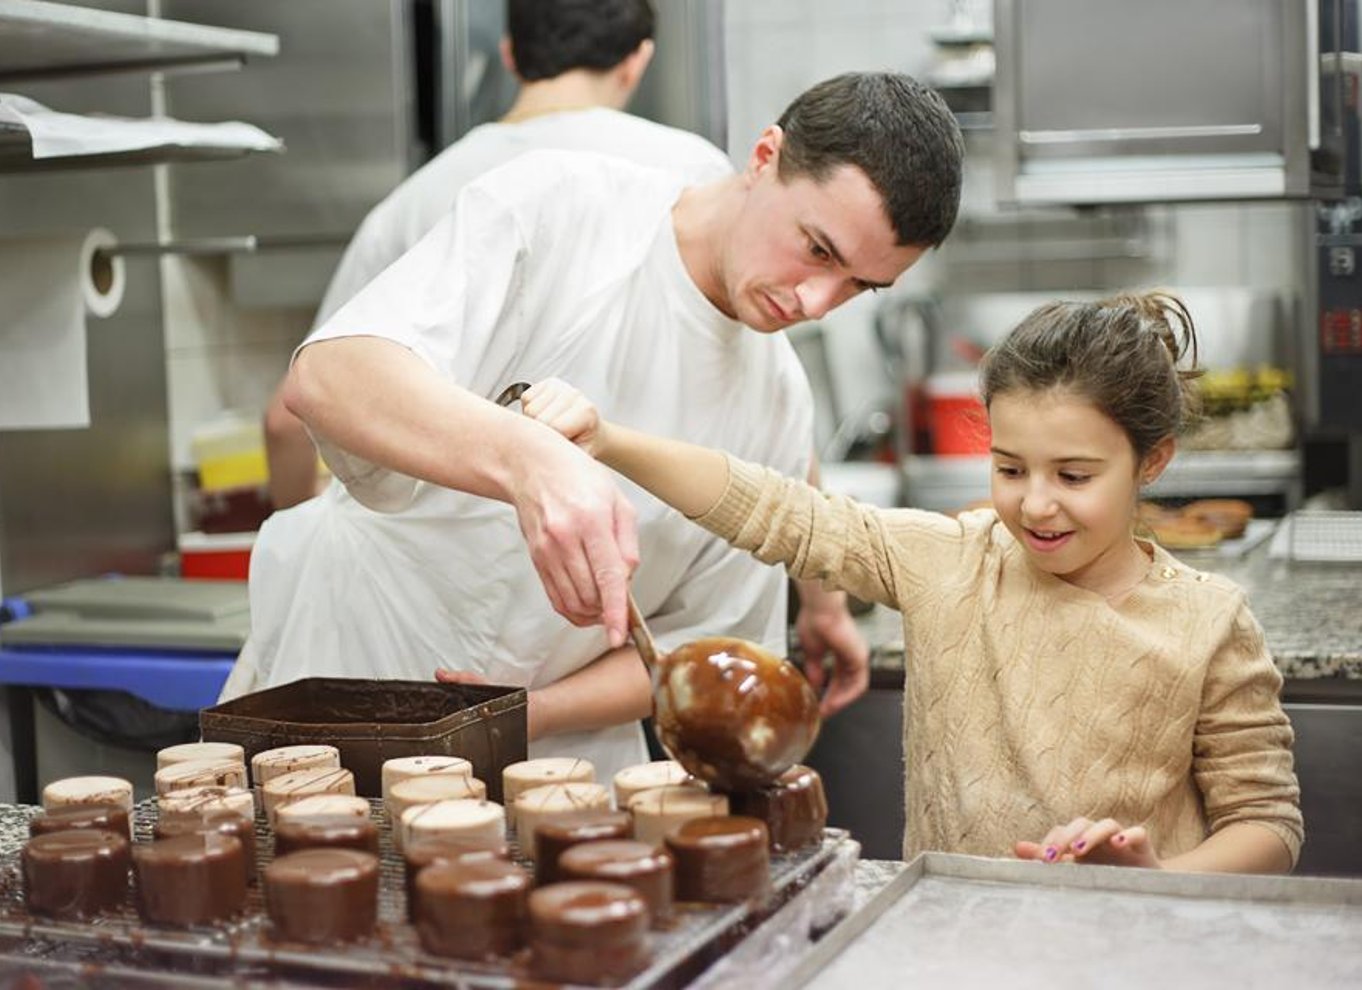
807;224;894;289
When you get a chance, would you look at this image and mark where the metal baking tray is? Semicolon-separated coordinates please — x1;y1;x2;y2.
0;801;855;988
790;852;1362;989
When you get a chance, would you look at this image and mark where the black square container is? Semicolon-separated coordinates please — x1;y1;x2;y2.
199;678;527;802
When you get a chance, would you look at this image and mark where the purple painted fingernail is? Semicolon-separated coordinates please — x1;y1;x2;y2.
1044;846;1058;861
1073;840;1086;852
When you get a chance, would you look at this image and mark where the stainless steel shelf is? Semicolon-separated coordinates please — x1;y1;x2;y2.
901;449;1302;512
0;0;277;84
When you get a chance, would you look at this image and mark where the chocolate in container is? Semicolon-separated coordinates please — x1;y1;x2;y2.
200;677;527;800
653;638;820;792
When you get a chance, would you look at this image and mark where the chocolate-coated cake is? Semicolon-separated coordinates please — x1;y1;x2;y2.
664;815;770;904
29;803;130;840
273;814;379;857
154;813;257;887
403;835;509;922
414;859;530;960
533;809;632;886
558;840;673;927
265;848;379;944
727;764;828;851
529;881;650;985
22;829;129;919
133;832;247;926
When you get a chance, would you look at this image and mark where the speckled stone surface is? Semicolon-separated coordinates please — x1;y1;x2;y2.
855;537;1362;682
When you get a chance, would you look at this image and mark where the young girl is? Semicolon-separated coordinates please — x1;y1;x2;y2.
523;291;1302;873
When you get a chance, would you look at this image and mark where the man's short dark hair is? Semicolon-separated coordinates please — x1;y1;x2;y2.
777;73;965;249
508;0;655;81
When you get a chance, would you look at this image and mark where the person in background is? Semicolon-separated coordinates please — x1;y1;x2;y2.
524;291;1303;872
224;72;964;786
265;0;732;511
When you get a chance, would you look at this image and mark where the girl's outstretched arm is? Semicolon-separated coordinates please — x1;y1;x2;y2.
522;378;729;518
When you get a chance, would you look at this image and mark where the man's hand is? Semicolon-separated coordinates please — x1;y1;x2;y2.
1015;817;1162;869
508;432;638;648
795;585;869;717
434;668;489;686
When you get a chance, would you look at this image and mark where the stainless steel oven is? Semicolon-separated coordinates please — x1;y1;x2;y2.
994;0;1348;205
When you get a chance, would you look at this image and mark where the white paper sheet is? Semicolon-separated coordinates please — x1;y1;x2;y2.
0;228;125;430
0;93;281;159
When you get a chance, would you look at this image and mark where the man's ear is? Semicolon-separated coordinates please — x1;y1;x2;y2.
618;38;655;96
499;37;520;79
1140;435;1176;486
742;124;784;184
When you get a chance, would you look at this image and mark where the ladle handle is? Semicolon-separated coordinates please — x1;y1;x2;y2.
627;590;661;671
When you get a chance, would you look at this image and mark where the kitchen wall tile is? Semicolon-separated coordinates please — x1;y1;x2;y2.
1170;204;1243;285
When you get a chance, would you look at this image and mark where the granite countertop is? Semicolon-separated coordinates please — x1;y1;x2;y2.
855;527;1362;682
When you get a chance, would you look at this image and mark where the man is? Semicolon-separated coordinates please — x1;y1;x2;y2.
228;73;964;784
265;0;731;511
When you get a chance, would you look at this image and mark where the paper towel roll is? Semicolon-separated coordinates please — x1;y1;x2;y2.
0;228;124;430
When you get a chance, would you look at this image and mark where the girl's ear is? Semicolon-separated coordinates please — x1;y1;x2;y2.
1139;435;1176;486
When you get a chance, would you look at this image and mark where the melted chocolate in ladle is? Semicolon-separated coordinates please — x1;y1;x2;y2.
628;592;820;793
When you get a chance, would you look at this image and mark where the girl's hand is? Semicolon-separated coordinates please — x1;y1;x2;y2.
1014;817;1162;869
521;378;604;458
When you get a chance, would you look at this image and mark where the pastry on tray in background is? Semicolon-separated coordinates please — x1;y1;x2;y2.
1182;498;1253;539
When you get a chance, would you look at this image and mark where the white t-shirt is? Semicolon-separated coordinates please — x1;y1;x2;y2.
232;151;814;785
314;107;733;326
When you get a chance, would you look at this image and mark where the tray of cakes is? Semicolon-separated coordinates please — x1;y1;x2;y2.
0;746;856;988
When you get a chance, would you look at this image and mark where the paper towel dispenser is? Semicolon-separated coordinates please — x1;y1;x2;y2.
993;0;1348;205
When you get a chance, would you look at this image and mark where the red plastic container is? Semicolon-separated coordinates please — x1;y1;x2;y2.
925;374;990;455
179;531;254;581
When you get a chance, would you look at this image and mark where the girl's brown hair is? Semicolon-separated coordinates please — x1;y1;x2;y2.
978;291;1201;461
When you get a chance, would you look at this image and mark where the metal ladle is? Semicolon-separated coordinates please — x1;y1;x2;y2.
498;381;821;792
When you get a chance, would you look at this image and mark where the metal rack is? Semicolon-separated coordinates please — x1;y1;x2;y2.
0;800;857;989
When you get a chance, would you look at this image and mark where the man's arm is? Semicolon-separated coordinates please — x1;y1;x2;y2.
264;379;323;510
284;335;638;645
439;644;652;742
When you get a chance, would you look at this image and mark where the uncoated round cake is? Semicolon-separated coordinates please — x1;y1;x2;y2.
664;815;770;904
22;829;129;919
529;881;651;985
134;832;247;926
265;848;380;944
414;859;530;960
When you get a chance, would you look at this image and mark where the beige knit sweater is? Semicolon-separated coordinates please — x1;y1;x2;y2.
696;456;1303;865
